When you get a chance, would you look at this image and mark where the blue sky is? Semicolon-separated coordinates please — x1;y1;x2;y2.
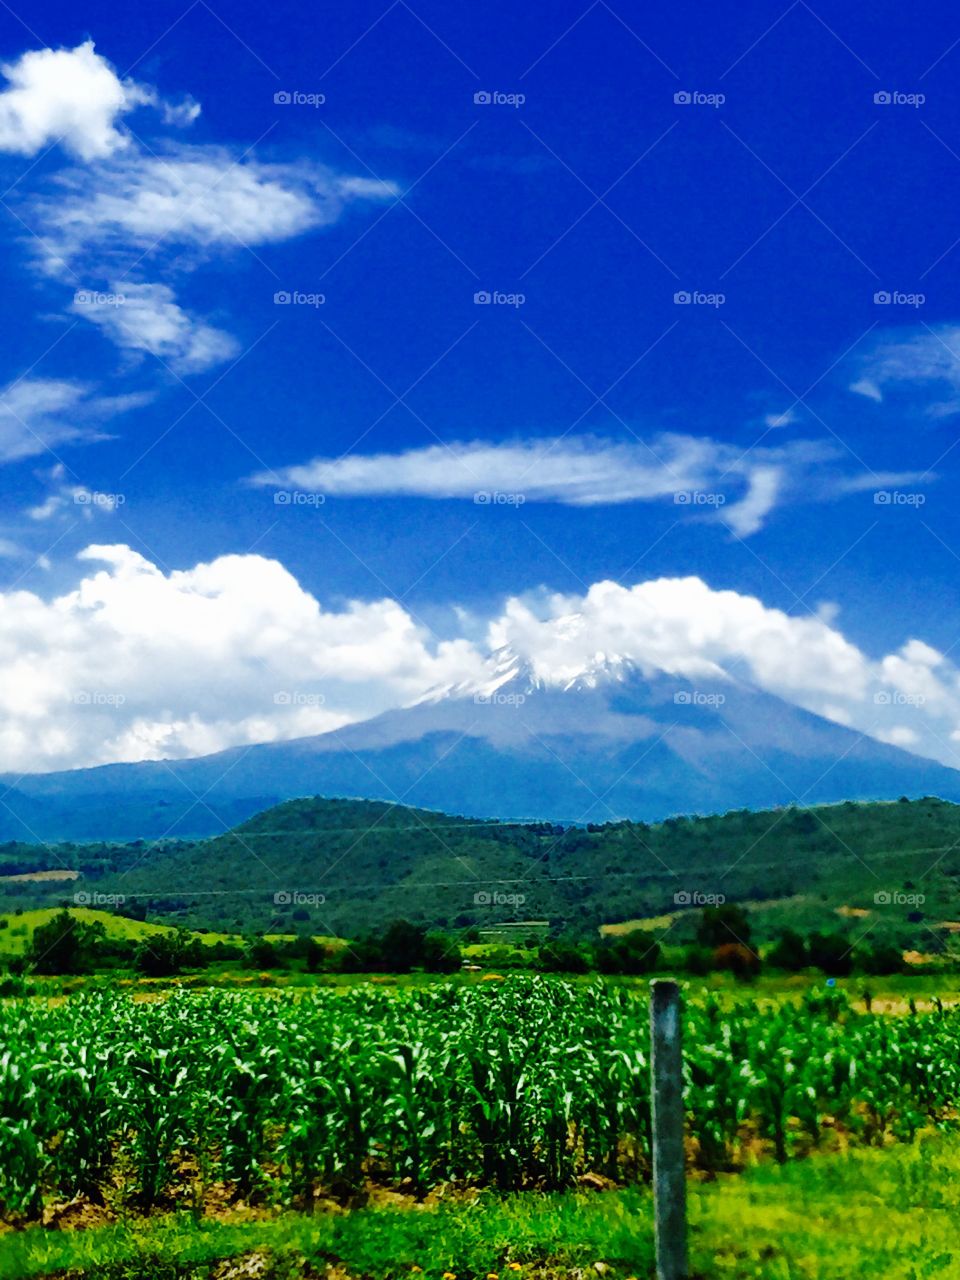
2;0;960;772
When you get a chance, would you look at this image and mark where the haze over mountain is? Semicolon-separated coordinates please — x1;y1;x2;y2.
3;647;960;842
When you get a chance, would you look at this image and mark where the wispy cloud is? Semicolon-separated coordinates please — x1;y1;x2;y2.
851;324;960;416
250;433;925;536
72;282;238;373
0;378;144;463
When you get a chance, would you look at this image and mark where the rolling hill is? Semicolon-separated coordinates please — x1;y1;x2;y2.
6;793;960;949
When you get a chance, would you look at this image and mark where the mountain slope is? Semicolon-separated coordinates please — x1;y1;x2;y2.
26;793;960;943
2;653;959;840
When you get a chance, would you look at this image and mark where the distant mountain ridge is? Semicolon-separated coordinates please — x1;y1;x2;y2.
2;648;959;842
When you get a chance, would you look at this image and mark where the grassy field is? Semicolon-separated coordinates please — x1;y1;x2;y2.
0;909;343;962
2;1133;959;1279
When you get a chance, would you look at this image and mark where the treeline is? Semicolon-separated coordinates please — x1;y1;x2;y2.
538;905;908;978
4;903;913;982
9;911;466;978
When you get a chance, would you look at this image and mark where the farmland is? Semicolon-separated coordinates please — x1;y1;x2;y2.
4;977;960;1222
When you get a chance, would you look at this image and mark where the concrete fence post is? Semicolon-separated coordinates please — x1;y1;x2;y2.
650;978;688;1280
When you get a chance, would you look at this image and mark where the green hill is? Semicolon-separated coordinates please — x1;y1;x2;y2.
2;794;959;953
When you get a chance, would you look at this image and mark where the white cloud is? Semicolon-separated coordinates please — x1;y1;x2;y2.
251;433;924;536
763;408;798;428
73;282;239;373
851;325;960;415
0;40;195;161
485;577;960;770
32;146;397;275
6;550;960;775
0;545;486;771
0;377;142;462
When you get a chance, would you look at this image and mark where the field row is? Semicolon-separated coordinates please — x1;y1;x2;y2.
2;979;960;1219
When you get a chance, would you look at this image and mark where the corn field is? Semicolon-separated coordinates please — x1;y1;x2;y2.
1;979;959;1220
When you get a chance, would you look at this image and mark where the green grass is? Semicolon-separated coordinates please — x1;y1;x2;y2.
6;1134;960;1279
0;909;342;962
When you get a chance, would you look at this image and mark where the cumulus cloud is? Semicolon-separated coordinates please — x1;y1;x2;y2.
251;433;926;536
5;550;960;775
485;577;960;770
0;40;195;161
851;325;960;416
72;282;239;373
0;545;486;772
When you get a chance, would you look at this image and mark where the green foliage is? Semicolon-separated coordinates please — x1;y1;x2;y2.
28;909;105;975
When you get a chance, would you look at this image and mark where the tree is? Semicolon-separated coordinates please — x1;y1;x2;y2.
857;940;904;975
767;929;807;971
380;919;427;973
29;909;105;974
244;935;278;969
538;938;589;973
807;931;853;977
422;932;461;973
713;942;761;980
696;904;751;949
134;929;202;977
